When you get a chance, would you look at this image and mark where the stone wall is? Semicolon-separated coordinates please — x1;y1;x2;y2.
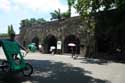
20;7;125;58
20;16;89;55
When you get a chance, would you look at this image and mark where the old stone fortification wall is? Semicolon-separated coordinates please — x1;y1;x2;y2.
20;16;87;44
20;16;89;54
20;7;125;58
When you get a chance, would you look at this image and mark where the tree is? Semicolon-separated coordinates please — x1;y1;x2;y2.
30;18;37;26
74;0;98;57
50;9;73;20
50;0;76;20
8;25;11;35
50;8;62;20
74;0;125;57
75;0;125;17
20;19;30;28
20;18;47;29
37;18;47;24
10;24;15;34
62;11;71;19
67;0;76;17
8;24;15;35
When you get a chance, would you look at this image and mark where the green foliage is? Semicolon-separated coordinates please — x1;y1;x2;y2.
50;9;71;20
50;0;76;20
75;0;125;17
62;11;70;18
0;33;8;37
10;25;15;34
37;18;46;24
20;18;47;29
74;0;125;57
115;0;125;8
30;18;37;25
74;0;125;30
20;19;30;28
67;0;76;17
67;0;76;6
50;8;62;20
8;24;15;35
74;0;97;56
75;0;96;17
8;25;11;35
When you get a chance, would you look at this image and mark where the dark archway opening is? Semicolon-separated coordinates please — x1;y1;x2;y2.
64;35;80;54
32;36;39;50
44;35;57;53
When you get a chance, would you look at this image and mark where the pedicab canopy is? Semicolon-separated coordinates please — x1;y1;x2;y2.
0;39;26;71
28;43;37;52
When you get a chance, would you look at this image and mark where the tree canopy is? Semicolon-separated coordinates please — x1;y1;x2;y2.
50;8;62;20
20;18;47;29
50;8;70;20
67;0;76;17
74;0;125;31
75;0;125;17
74;0;125;57
50;0;76;20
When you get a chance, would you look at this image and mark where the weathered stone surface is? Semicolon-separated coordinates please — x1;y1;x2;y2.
20;16;89;54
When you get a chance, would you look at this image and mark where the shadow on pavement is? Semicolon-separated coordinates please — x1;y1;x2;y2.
0;72;30;83
79;58;111;65
0;59;110;83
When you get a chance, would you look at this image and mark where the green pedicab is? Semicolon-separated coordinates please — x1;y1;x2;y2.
28;43;37;52
1;40;33;76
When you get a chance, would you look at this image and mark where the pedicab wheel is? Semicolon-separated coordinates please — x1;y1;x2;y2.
22;63;33;76
1;60;10;72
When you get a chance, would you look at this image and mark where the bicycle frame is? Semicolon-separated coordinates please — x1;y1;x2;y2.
1;40;26;71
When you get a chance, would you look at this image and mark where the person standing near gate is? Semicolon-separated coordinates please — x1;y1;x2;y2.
68;43;76;58
50;46;56;55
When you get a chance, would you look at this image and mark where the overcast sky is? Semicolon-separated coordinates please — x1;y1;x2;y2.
0;0;78;34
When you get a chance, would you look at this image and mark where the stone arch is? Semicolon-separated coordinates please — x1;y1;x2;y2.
32;36;39;50
64;34;80;54
43;34;57;53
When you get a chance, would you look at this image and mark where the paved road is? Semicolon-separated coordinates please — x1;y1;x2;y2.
0;47;125;83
